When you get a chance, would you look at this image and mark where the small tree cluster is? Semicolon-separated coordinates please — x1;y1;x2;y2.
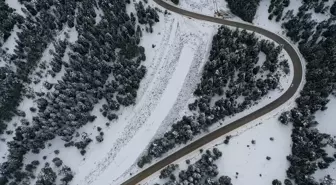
154;148;231;185
272;179;282;185
96;134;104;143
35;163;57;185
226;0;261;22
268;0;290;22
52;157;63;167
74;136;92;151
0;66;23;133
285;127;333;184
135;2;159;33
270;0;330;22
49;39;68;76
59;166;74;185
159;164;179;179
320;175;336;185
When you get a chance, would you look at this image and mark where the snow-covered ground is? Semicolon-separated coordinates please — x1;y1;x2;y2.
5;0;25;16
254;0;302;35
140;101;295;185
255;0;334;37
177;0;240;20
313;96;336;181
177;0;218;16
315;96;336;137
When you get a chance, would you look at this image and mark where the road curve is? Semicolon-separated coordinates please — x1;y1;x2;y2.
121;1;303;185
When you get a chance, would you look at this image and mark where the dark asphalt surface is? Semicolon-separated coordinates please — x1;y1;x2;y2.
120;1;303;184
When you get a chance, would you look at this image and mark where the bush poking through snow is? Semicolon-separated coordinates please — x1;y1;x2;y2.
35;164;57;185
96;135;104;143
320;175;336;185
52;157;63;167
171;0;179;5
159;164;179;179
272;179;282;185
284;179;292;185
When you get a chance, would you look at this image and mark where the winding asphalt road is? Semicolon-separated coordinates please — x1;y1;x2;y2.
121;1;303;184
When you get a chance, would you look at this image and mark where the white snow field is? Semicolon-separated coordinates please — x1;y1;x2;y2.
178;0;212;15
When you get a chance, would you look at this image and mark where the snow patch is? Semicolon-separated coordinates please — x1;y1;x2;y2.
1;25;20;55
94;7;103;25
5;0;25;16
312;95;336;181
